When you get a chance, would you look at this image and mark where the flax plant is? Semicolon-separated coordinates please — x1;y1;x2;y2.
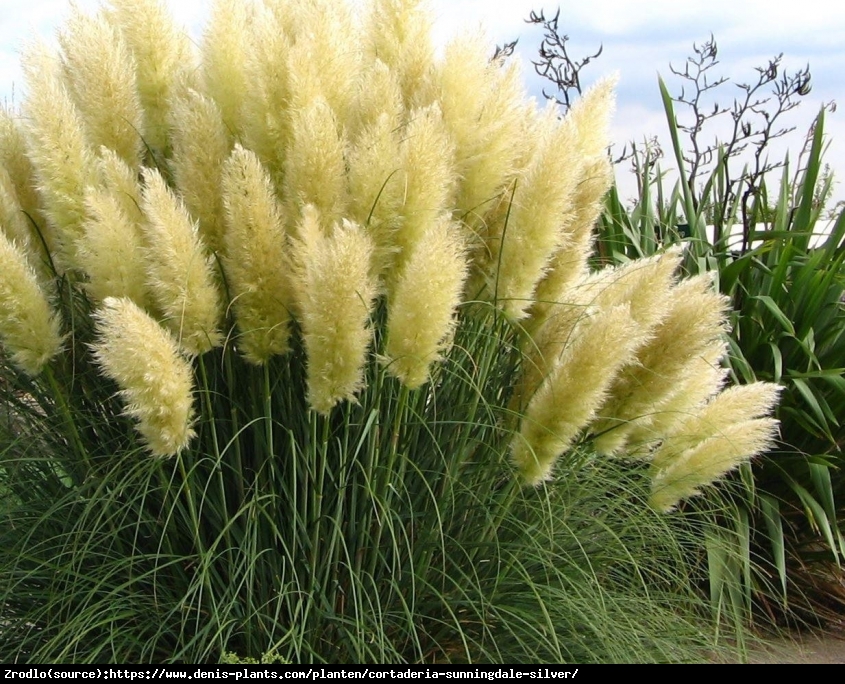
0;0;778;664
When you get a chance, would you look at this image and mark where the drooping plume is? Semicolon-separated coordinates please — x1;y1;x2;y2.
512;304;644;486
92;296;196;457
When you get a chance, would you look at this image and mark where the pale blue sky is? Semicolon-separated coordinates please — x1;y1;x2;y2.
2;0;843;206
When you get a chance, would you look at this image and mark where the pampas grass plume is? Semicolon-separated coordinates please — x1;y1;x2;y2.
221;144;294;364
140;167;222;355
78;187;150;308
21;43;98;270
292;206;377;414
169;88;231;256
0;108;44;231
0;232;63;375
649;417;779;512
591;273;729;455
284;97;348;227
385;215;468;388
201;0;252;136
512;304;643;485
104;0;193;154
490;106;582;320
58;7;144;169
92;296;196;457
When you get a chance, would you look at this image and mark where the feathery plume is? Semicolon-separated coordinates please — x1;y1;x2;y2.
284;97;348;228
509;295;595;416
529;78;618;321
92;296;196;457
489;106;583;320
97;148;144;225
531;152;614;322
21;42;98;271
348;60;404;142
367;0;436;108
221;145;294;364
384;215;468;388
286;0;361;125
565;75;618;159
291;206;377;414
624;340;728;455
649;417;779;512
201;0;253;136
240;2;293;187
58;8;144;169
438;32;524;224
169;89;231;256
650;382;782;470
0;231;63;375
140;168;222;355
591;274;730;455
0;107;45;231
104;0;195;154
0;167;39;263
346;112;404;265
78;187;150;308
512;304;644;485
392;103;456;272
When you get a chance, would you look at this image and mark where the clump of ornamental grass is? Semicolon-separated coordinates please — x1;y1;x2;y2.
0;0;778;664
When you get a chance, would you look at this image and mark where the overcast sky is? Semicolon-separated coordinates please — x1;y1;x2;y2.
2;0;843;206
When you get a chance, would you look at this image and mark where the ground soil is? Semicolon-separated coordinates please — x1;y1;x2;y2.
743;622;845;664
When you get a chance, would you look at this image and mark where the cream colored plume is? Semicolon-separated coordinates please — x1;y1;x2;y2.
591;273;730;455
489;106;582;320
240;2;293;187
650;382;782;471
58;8;144;169
0;108;45;232
649;416;779;513
104;0;195;154
531;161;614;329
346;112;404;264
140;168;222;356
438;32;525;225
367;0;436;108
0;167;39;266
512;304;644;486
285;0;361;125
284;97;348;228
92;296;196;457
0;231;63;376
169;89;231;256
78;187;150;309
384;215;468;388
624;340;728;455
291;206;377;414
97;148;144;225
393;104;456;272
221;145;294;364
566;75;618;159
348;60;404;141
21;43;98;271
201;0;253;136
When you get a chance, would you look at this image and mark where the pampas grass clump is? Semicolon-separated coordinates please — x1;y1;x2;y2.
0;0;778;664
